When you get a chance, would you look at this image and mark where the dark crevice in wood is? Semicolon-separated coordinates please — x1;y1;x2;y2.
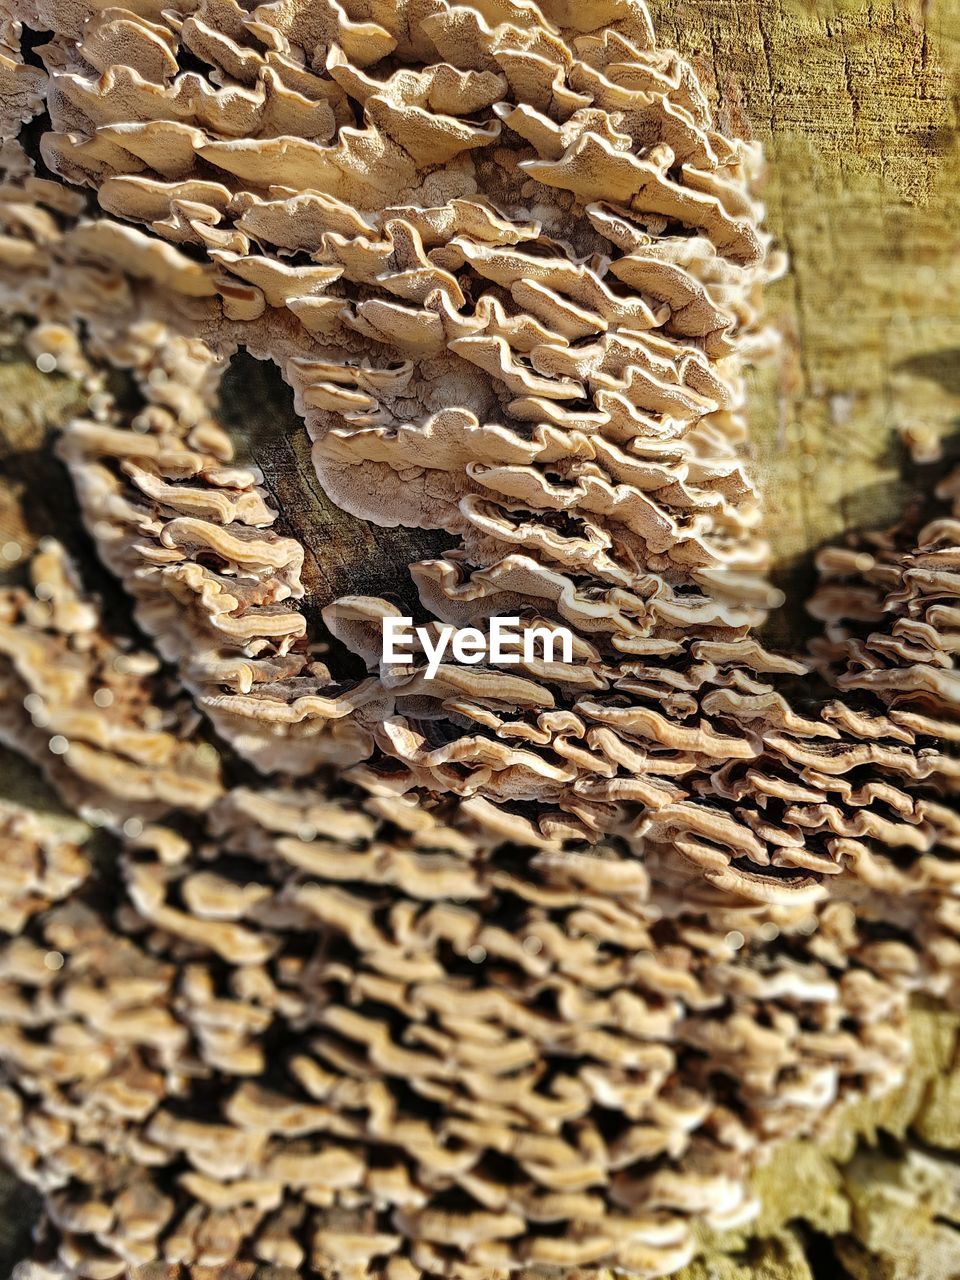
219;350;459;679
795;1226;858;1280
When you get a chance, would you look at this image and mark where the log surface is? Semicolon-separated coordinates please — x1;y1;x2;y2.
646;0;960;619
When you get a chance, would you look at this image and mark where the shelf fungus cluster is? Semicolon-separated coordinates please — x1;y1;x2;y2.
0;0;957;1277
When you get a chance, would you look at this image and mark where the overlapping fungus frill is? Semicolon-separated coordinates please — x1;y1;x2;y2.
0;551;930;1280
0;540;222;825
0;803;88;934
0;746;912;1280
55;351;384;777
0;0;958;1277
2;0;785;814
0;500;942;1280
2;131;821;890
800;472;960;1002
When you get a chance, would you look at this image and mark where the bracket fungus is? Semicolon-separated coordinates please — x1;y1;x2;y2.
0;0;956;1277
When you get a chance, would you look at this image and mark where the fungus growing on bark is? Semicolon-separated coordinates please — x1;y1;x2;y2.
0;540;222;825
0;0;785;813
0;0;956;1276
0;693;918;1279
0;803;88;934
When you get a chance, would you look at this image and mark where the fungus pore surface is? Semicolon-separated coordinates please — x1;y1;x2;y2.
0;1;957;1278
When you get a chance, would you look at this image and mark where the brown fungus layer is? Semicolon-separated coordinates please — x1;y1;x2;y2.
0;0;785;813
0;560;918;1279
0;0;957;1277
0;540;222;825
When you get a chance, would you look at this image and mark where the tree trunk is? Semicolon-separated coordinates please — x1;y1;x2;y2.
652;0;960;565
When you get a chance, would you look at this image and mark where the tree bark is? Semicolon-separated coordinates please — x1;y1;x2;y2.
653;0;960;547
